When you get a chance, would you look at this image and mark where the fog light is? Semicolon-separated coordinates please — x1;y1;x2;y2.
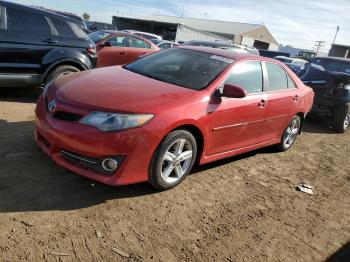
101;158;118;172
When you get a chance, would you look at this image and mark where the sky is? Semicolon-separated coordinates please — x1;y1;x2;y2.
10;0;350;52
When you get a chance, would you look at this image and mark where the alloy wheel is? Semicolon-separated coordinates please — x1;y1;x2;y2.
160;138;193;184
283;118;300;149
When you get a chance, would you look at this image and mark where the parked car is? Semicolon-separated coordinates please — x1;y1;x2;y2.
121;30;163;40
88;30;160;67
182;40;259;55
86;21;116;32
35;46;314;190
150;39;179;49
274;56;308;74
0;1;96;88
300;56;350;133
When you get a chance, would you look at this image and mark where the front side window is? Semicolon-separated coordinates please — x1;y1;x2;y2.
88;31;111;43
125;48;232;90
129;36;151;49
6;7;50;35
265;62;288;91
223;61;263;94
108;35;128;47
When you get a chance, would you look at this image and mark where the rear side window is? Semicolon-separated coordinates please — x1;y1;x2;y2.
287;74;297;89
51;17;75;37
265;63;288;91
0;6;5;29
129;36;151;49
6;7;50;35
223;61;263;94
68;22;86;38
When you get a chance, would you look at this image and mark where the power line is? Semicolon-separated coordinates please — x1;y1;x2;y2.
314;41;325;55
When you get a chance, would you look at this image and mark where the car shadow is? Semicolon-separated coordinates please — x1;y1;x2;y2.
0;87;42;103
0;118;282;213
302;117;336;134
0;115;336;213
326;241;350;262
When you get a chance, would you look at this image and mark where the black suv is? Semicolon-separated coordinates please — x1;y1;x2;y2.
300;57;350;133
0;1;97;88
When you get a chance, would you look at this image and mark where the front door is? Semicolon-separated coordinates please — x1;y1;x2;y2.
207;61;268;156
96;34;130;67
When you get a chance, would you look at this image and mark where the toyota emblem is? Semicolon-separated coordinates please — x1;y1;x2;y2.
47;100;56;112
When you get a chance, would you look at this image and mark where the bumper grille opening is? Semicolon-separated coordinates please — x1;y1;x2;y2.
60;150;122;176
53;111;83;122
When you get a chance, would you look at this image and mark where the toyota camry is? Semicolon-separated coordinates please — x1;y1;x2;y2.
35;46;314;190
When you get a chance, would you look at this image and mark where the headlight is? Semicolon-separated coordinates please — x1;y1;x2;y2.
79;112;154;132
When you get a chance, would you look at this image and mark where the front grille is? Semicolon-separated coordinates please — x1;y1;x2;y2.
53;111;83;122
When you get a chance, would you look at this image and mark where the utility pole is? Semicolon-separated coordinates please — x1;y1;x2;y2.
181;5;184;17
332;26;340;45
314;40;325;55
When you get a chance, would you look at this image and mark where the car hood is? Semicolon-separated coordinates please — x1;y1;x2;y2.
52;66;197;113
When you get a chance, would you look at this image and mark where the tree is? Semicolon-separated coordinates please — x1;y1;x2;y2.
82;12;90;21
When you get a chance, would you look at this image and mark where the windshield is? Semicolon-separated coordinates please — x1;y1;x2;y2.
88;31;111;43
125;48;232;90
312;58;350;74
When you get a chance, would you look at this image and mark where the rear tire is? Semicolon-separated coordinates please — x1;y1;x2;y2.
276;116;301;152
45;65;80;85
149;130;197;190
332;105;349;133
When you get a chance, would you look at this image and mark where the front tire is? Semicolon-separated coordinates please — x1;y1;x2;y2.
277;116;301;152
149;130;197;190
45;65;80;85
332;105;349;133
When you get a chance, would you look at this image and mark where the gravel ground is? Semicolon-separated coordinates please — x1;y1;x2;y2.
0;88;349;262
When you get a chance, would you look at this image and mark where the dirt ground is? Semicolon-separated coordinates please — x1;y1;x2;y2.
0;88;349;262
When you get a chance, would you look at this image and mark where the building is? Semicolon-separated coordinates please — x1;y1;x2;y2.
112;15;278;50
329;44;350;59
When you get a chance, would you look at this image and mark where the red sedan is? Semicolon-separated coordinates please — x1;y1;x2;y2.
35;46;314;190
88;30;160;68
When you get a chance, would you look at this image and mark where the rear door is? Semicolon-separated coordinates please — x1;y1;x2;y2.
0;6;61;78
258;62;299;143
207;61;268;155
96;34;130;67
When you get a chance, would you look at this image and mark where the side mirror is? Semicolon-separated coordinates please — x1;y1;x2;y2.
102;41;112;47
222;84;247;98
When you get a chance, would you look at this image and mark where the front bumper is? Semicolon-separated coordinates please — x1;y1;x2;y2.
35;94;160;186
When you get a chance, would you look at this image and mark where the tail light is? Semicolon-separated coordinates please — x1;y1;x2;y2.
87;47;96;55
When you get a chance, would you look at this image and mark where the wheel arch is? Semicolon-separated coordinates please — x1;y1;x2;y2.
296;112;306;134
43;59;88;86
168;124;205;165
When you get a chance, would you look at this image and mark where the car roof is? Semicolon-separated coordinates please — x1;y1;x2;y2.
184;40;233;47
0;0;83;25
179;46;259;60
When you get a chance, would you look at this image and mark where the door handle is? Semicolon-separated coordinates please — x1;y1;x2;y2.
120;51;126;55
43;39;59;44
258;99;266;107
293;95;299;101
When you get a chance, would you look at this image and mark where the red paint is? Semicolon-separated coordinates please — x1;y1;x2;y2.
94;32;160;68
35;46;314;186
